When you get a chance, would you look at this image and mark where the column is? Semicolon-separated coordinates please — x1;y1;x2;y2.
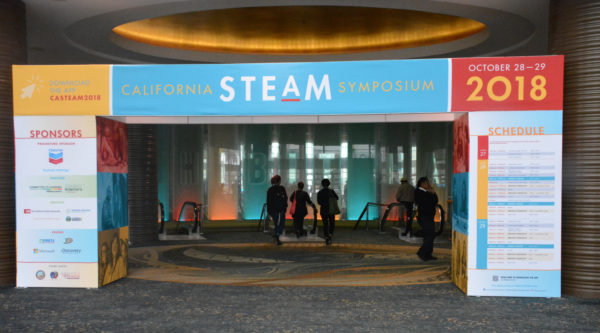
0;0;26;286
550;0;600;298
128;125;158;245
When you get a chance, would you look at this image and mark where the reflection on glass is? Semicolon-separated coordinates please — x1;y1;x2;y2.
411;145;417;185
207;125;239;220
156;122;452;221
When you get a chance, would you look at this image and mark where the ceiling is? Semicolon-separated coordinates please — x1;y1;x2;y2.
22;0;549;64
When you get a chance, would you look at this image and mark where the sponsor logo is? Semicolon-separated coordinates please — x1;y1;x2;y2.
29;185;63;193
50;271;59;280
61;272;80;280
39;239;54;244
24;209;31;214
66;208;91;213
61;248;82;254
26;209;61;214
48;148;63;165
64;184;84;193
64;238;73;244
33;248;55;254
35;270;45;280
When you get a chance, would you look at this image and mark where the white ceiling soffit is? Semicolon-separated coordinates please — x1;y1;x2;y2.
107;113;460;125
24;0;548;64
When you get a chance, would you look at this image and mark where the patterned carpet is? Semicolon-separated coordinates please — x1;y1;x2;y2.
128;243;451;287
2;228;600;332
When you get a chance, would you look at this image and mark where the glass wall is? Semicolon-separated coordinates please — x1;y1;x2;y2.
157;122;452;221
157;125;204;221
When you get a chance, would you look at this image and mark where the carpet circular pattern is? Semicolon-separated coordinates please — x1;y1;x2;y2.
128;243;451;287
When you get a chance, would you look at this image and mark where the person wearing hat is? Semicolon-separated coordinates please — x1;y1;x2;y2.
396;177;415;236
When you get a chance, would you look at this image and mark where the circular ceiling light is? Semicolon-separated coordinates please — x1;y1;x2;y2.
112;6;486;55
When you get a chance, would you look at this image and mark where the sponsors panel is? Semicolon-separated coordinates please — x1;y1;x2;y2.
467;111;562;297
15;116;99;288
17;229;98;263
14;138;97;176
17;262;98;288
16;175;97;199
16;197;97;230
112;60;449;116
12;65;110;116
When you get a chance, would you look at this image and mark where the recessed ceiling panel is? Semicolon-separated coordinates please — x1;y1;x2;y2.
112;6;486;54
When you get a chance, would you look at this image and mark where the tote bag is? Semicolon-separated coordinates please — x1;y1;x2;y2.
328;190;340;215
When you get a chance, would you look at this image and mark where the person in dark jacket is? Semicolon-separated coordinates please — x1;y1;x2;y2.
414;177;439;261
317;178;339;245
289;181;317;238
267;175;287;245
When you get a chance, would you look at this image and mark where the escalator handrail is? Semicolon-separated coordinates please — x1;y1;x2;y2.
353;202;397;230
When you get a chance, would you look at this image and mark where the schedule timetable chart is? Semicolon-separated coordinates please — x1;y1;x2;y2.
470;111;563;276
484;135;561;270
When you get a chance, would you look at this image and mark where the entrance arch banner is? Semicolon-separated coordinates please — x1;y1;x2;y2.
11;56;564;296
13;56;563;116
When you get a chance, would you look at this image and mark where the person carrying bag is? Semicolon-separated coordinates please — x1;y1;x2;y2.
289;181;316;238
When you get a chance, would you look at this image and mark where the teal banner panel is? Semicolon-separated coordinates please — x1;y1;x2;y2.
112;59;449;116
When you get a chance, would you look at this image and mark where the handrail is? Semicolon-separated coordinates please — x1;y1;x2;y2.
378;202;402;232
353;202;388;231
258;203;318;233
353;201;446;236
158;202;166;234
170;201;203;235
258;203;270;232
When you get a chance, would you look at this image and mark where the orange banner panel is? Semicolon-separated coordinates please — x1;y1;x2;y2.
13;65;110;116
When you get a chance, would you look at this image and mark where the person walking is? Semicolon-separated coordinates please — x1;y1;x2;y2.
414;176;439;261
395;177;415;236
289;181;317;238
267;175;287;245
317;178;339;246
